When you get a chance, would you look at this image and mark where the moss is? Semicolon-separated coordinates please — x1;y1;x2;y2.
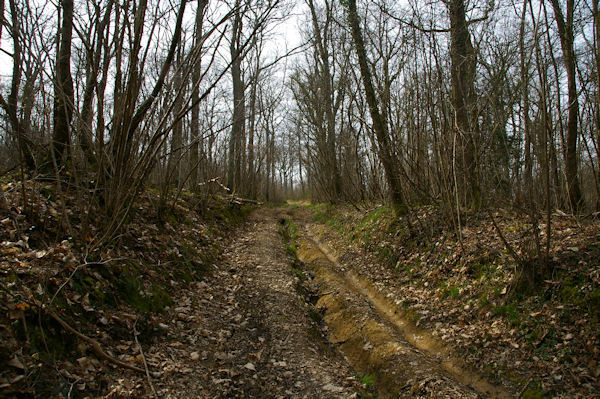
359;206;392;230
438;280;461;299
356;373;378;399
522;380;544;399
309;203;335;225
560;276;581;304
71;270;111;308
290;267;305;281
117;262;172;314
147;285;173;312
40;186;56;201
173;241;211;281
447;285;460;298
473;261;498;281
492;303;521;326
12;309;76;360
478;292;490;307
587;288;600;321
397;262;417;277
279;218;300;259
558;276;600;320
522;389;544;399
376;246;399;268
119;275;172;313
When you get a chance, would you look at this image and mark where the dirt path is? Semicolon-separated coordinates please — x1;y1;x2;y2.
105;207;356;398
105;207;509;398
205;208;356;397
296;232;510;398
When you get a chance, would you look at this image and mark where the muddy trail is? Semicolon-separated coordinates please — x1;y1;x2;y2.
106;207;509;398
292;216;512;398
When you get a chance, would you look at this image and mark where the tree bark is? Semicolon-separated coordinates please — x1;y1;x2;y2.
228;1;245;193
449;0;480;209
550;0;583;211
346;0;407;215
307;0;340;202
593;0;600;209
247;49;260;199
190;0;209;190
78;1;113;164
52;0;75;166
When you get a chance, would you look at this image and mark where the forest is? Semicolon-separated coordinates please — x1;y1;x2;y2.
1;0;599;397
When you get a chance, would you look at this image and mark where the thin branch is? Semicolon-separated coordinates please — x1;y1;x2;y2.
134;321;158;398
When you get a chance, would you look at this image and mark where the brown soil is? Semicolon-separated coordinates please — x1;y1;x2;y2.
296;229;509;398
102;207;357;398
7;204;589;398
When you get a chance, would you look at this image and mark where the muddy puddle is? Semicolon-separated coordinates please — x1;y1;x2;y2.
296;232;511;399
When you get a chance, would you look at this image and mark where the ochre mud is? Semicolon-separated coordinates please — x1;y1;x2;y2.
297;234;511;399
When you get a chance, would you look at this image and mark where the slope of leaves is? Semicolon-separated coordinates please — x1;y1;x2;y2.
0;178;251;397
307;203;600;398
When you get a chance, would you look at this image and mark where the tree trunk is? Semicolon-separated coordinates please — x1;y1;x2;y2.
169;60;184;187
593;0;600;209
52;0;75;166
346;0;407;215
449;0;480;209
228;2;245;193
550;0;583;211
307;0;340;202
78;1;113;164
190;0;209;191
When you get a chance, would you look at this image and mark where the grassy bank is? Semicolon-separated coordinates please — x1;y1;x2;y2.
305;203;600;397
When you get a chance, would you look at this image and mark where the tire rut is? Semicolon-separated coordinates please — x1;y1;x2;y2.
215;208;357;398
295;224;512;399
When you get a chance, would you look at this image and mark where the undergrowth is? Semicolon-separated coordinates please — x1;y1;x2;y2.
303;202;600;396
1;183;254;397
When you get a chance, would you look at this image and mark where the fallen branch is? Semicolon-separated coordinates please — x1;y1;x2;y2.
486;208;524;267
196;177;226;188
228;195;263;205
134;321;159;398
45;308;152;375
49;257;128;308
215;194;263;206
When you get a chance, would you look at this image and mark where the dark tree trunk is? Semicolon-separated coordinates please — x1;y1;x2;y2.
346;0;407;215
307;0;340;202
449;0;480;209
52;0;75;166
550;0;583;211
228;2;245;192
190;0;209;190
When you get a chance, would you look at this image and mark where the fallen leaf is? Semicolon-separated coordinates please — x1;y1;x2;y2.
7;356;24;370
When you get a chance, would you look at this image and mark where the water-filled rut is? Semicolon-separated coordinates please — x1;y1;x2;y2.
296;233;511;399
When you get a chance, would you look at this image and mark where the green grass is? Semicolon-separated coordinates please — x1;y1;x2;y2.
359;206;392;231
356;373;378;399
279;218;300;258
439;280;461;299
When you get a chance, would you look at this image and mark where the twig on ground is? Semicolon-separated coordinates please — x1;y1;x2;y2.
45;308;147;374
49;257;128;307
486;208;524;267
518;376;533;398
134;320;159;398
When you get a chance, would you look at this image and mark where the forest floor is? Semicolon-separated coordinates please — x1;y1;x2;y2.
298;202;600;398
1;183;599;398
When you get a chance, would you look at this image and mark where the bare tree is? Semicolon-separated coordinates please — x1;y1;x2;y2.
549;0;583;211
345;0;407;215
52;0;75;166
